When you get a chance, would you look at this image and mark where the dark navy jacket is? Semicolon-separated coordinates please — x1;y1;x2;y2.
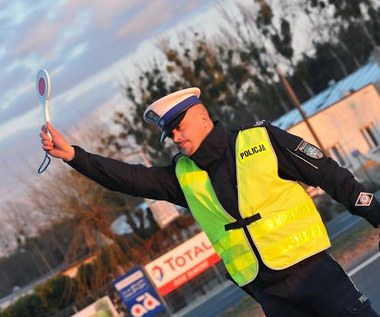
68;121;380;287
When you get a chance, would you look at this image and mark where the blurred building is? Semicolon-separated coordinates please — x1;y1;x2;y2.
274;55;380;175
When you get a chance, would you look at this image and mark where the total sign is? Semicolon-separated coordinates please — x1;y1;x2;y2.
144;231;221;296
113;266;165;317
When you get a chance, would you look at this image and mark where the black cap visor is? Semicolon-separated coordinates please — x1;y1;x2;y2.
160;111;187;142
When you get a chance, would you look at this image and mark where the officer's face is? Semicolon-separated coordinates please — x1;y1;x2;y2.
170;104;213;156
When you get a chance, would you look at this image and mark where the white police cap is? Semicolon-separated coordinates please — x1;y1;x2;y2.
143;87;201;142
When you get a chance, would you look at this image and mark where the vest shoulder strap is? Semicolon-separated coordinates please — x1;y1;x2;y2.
230;120;271;132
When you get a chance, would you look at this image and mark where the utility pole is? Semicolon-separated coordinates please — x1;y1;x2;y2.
276;66;327;154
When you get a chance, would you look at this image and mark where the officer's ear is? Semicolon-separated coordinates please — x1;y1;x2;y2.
198;105;212;128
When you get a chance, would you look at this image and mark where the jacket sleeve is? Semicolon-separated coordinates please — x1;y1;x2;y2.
268;124;380;228
67;146;187;207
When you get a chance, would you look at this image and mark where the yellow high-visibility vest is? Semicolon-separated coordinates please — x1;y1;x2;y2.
176;127;331;286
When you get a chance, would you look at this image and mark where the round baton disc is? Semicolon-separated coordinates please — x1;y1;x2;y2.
36;69;51;102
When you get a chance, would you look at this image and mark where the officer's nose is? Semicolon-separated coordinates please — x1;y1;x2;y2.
172;129;181;143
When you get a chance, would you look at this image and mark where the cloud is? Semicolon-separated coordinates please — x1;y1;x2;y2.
0;0;219;214
0;89;36;126
0;106;40;145
63;0;139;28
0;0;217;136
0;1;36;29
116;0;169;39
0;64;31;109
0;56;124;142
15;19;61;56
115;0;202;39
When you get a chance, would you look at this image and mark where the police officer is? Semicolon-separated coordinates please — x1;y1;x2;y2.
40;87;380;316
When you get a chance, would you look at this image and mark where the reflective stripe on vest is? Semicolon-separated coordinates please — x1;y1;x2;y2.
175;158;259;286
236;127;331;269
175;127;331;285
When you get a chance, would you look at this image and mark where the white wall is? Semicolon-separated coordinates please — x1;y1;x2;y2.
288;84;380;168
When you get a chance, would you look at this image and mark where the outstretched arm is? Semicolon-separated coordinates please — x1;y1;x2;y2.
39;122;187;206
268;124;380;228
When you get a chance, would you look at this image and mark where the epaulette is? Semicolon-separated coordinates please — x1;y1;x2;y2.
231;120;271;132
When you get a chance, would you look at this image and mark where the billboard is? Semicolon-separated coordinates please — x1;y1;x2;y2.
144;232;221;295
113;267;165;317
147;200;180;228
124;151;180;228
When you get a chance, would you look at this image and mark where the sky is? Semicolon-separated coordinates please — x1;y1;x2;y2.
0;0;224;216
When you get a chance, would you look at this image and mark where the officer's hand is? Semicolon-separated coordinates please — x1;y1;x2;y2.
40;122;75;162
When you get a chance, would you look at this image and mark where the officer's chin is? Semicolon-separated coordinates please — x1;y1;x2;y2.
179;146;191;157
180;148;189;157
182;145;200;158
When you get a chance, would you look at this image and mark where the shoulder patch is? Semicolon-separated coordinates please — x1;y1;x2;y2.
355;192;373;207
297;141;324;159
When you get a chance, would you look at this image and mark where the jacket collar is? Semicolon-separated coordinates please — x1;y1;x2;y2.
190;121;227;170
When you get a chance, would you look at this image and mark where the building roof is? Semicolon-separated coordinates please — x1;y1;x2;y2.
273;57;380;130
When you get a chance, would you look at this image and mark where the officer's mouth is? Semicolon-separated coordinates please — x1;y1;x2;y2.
176;143;190;154
175;141;184;150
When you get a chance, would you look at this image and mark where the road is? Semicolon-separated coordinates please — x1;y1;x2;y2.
178;248;380;317
349;251;380;312
177;212;380;317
